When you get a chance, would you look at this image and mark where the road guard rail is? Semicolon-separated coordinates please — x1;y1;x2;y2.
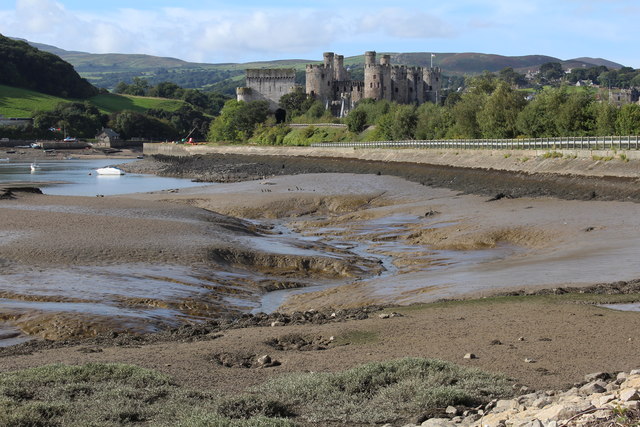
311;136;640;150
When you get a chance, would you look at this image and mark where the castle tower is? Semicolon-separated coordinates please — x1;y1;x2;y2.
423;67;442;104
407;68;425;104
334;55;348;81
364;51;383;100
306;52;337;105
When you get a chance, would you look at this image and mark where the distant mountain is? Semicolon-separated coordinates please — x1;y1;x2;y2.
0;34;97;98
569;57;624;70
15;37;627;94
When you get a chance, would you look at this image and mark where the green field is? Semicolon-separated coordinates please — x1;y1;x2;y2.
0;84;186;117
0;84;68;117
89;93;186;114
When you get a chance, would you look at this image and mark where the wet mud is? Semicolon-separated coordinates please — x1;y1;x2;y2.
125;153;640;202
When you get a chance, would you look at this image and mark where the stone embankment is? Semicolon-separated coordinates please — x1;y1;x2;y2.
398;370;640;427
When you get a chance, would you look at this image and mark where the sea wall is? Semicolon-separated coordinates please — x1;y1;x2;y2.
143;143;640;179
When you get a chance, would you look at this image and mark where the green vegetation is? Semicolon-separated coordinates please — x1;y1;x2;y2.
542;151;563;159
251;358;511;424
0;359;511;426
0;84;69;117
0;34;96;98
90;93;186;114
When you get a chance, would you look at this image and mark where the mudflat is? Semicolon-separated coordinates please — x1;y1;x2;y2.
1;153;639;396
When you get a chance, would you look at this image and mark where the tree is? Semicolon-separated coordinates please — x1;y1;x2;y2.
108;110;176;140
616;104;640;135
415;102;453;140
498;67;526;87
279;87;315;120
592;102;618;136
346;109;367;133
32;102;106;138
539;62;564;82
517;87;568;137
477;82;526;138
207;100;270;142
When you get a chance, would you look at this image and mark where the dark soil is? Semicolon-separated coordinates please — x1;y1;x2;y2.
123;153;640;202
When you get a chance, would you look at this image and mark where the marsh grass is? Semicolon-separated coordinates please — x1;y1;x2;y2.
0;358;512;426
249;358;512;424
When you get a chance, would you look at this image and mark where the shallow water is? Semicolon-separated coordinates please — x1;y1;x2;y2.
599;303;640;312
0;158;208;196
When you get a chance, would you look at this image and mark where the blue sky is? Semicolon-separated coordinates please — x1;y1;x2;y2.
1;0;640;67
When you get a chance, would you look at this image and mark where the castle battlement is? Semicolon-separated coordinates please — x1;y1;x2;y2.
238;51;442;117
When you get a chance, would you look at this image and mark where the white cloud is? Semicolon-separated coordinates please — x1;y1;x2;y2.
358;8;456;39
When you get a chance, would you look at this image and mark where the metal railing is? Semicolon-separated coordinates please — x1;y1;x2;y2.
311;136;640;150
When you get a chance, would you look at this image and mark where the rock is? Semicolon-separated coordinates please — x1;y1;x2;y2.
595;394;615;407
529;420;544;427
616;372;629;383
579;380;607;395
585;372;610;382
535;404;582;422
492;399;516;413
256;354;272;365
622;400;640;410
531;397;551;409
270;321;285;327
524;358;536;363
619;388;640;402
463;353;477;359
445;406;458;415
378;313;390;319
629;369;640;376
518;336;526;341
421;418;456;427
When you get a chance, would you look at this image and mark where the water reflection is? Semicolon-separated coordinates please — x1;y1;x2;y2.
0;158;208;196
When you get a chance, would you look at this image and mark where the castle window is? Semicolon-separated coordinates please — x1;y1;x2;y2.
321;73;325;79
409;87;413;92
373;75;376;80
370;83;373;88
395;88;398;93
328;81;330;87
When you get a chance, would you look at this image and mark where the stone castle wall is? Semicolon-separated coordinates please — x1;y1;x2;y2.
236;69;297;110
237;51;442;116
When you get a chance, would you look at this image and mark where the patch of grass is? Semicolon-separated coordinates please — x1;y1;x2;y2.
503;153;512;158
619;153;629;162
0;84;69;117
542;151;563;159
387;292;640;315
0;358;513;426
251;358;512;424
592;155;615;161
332;330;379;346
90;93;186;114
0;363;290;427
519;156;529;162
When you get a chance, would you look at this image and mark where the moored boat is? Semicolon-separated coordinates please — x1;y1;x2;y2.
96;166;125;175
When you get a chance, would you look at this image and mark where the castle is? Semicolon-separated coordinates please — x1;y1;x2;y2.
236;51;442;117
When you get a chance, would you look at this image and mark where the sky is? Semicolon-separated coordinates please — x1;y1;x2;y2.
1;0;640;67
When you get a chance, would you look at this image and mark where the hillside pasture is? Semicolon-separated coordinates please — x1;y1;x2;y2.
0;84;68;117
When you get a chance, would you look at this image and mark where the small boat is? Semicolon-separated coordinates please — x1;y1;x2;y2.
30;162;41;172
96;167;125;175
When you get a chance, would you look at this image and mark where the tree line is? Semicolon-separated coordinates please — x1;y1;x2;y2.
0;34;97;99
206;73;640;146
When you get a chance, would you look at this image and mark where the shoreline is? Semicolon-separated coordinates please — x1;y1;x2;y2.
1;151;639;402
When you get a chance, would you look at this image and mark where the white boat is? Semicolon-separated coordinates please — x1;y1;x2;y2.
96;167;125;175
30;162;41;172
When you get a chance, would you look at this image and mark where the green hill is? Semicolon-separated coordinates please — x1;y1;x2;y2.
0;34;97;99
0;84;186;117
15;38;626;94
